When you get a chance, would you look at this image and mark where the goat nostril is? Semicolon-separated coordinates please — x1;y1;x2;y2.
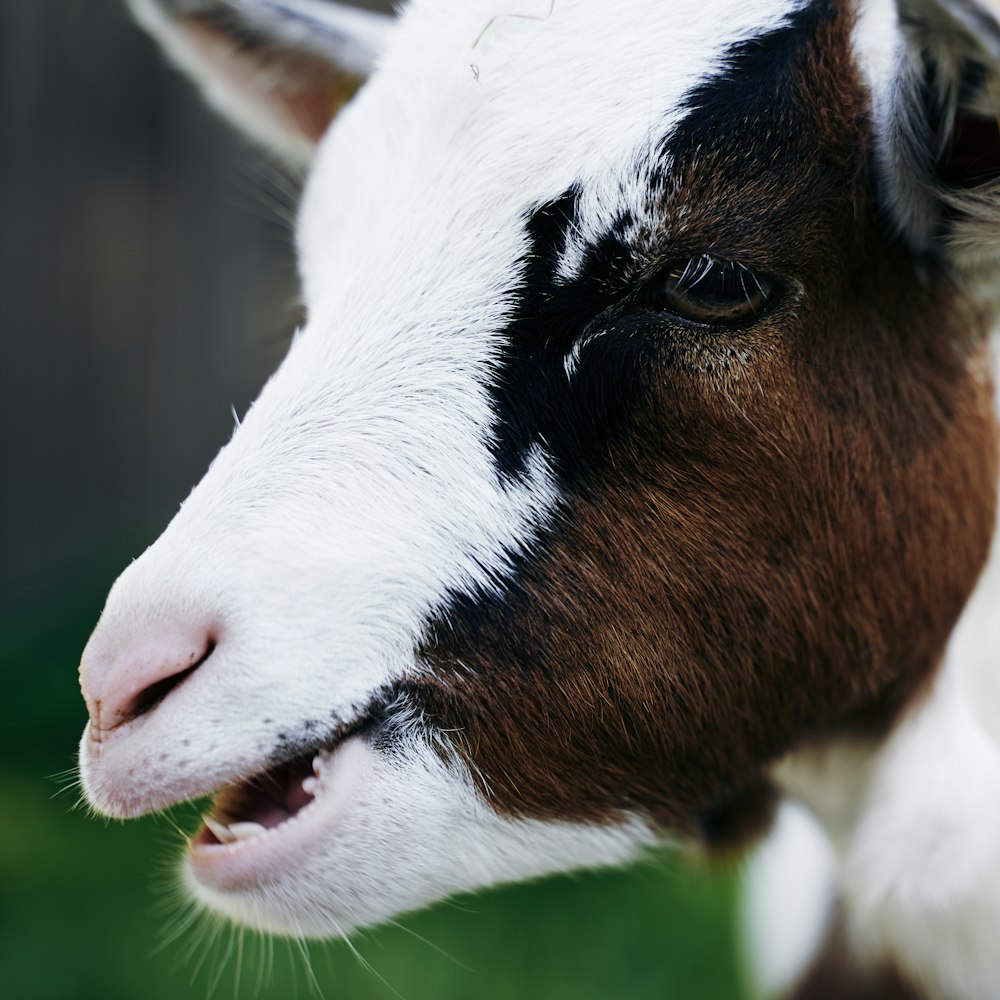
119;641;216;727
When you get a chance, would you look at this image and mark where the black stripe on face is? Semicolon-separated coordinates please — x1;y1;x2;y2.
486;189;650;485
484;1;838;489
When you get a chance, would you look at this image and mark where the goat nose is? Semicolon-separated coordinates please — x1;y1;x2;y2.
79;625;216;739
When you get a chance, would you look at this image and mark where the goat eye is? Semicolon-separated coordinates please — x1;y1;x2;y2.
653;255;779;325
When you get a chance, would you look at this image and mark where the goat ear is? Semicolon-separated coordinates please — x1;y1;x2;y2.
877;0;1000;271
128;0;394;164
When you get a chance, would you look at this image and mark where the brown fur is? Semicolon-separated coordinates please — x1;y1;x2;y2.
410;0;999;837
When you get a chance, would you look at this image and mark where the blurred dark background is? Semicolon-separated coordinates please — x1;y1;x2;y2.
0;2;748;997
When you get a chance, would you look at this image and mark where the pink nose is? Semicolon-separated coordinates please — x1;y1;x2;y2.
79;625;215;738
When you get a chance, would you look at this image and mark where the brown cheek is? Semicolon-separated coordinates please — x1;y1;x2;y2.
412;299;997;836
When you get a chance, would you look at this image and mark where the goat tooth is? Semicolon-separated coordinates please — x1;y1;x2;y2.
227;821;267;841
204;816;237;844
314;748;334;775
302;776;318;796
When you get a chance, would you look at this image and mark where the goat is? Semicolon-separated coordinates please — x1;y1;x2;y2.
79;1;1000;996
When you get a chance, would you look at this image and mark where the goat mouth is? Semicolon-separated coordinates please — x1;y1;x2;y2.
194;745;333;847
188;733;369;890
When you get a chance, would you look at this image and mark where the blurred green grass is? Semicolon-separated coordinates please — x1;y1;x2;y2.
1;550;752;1000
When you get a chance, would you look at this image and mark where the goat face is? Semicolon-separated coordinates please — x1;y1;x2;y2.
80;0;1000;938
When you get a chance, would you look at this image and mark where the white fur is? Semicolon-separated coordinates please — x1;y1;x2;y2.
742;802;838;998
842;660;1000;999
757;608;1000;1000
756;534;1000;991
765;703;999;1000
769;572;1000;1000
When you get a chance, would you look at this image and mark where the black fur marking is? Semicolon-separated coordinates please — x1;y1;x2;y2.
486;187;653;484
663;0;837;192
483;187;701;489
484;1;833;485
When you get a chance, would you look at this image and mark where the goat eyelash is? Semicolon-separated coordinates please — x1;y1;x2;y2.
652;254;781;326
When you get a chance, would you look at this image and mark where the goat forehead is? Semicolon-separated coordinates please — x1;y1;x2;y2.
297;0;823;301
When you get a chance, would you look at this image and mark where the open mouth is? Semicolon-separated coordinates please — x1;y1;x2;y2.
192;709;381;849
194;744;335;847
188;732;371;891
